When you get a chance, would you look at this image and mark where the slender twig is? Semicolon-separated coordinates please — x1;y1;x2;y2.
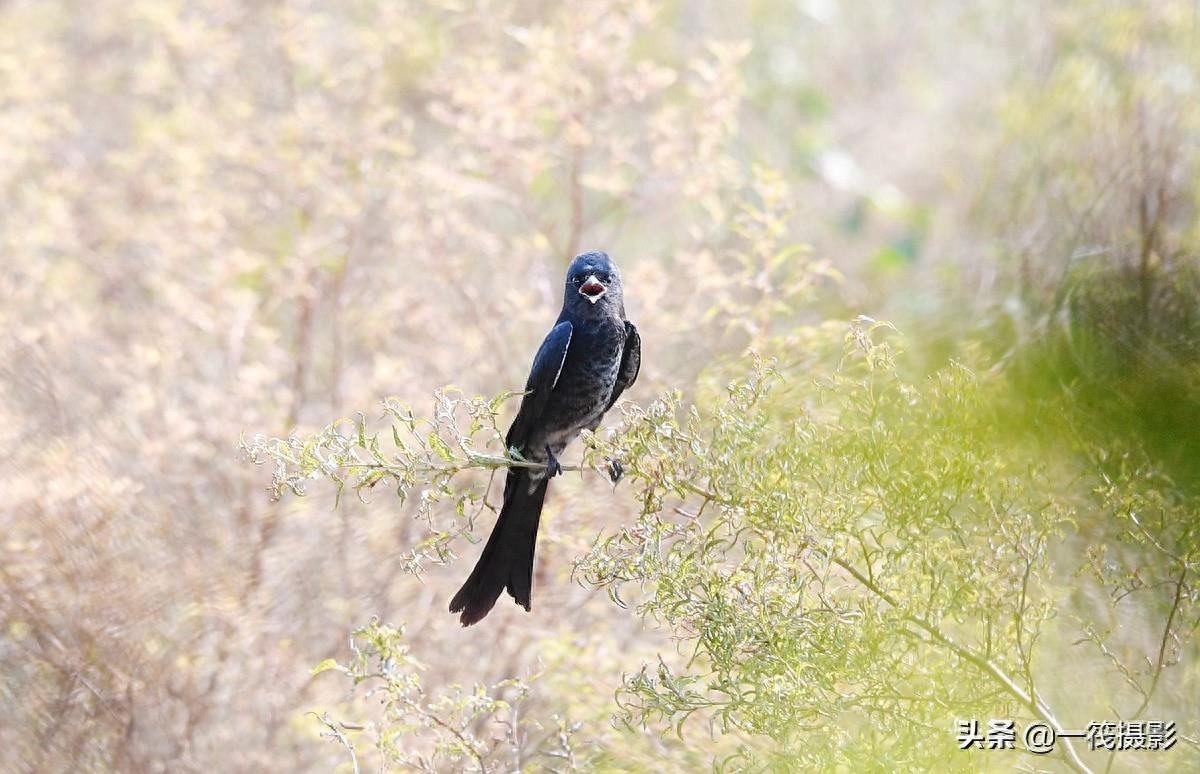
308;712;361;774
1127;510;1184;563
1134;567;1188;718
1014;540;1038;699
332;452;598;477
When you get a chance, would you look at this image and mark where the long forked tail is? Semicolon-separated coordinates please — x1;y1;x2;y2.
449;468;549;626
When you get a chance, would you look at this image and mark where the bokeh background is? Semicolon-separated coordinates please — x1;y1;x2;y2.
2;0;1199;771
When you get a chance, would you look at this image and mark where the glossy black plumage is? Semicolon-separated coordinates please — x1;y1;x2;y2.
449;251;640;626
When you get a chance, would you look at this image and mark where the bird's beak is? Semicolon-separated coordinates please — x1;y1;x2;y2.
579;275;606;304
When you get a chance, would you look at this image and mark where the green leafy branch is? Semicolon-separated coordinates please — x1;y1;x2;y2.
240;388;613;574
574;320;1103;771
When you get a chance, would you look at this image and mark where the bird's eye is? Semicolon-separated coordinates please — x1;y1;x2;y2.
571;276;582;285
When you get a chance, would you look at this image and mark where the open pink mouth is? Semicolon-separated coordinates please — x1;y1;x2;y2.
581;279;605;297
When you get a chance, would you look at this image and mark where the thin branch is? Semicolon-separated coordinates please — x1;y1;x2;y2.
338;450;596;476
1137;567;1189;717
309;712;361;774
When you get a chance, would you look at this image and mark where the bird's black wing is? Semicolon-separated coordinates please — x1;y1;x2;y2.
605;320;641;412
505;320;573;450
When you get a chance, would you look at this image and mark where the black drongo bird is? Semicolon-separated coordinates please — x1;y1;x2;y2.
449;251;641;626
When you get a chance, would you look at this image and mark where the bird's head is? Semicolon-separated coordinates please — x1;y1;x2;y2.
563;251;624;316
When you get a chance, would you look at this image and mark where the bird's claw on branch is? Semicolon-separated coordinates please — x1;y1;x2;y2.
606;458;624;484
544;444;563;477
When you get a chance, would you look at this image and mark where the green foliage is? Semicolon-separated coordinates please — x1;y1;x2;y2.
240;388;619;575
576;321;1083;769
1012;260;1200;493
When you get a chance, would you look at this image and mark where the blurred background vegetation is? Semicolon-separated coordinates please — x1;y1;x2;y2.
2;0;1199;771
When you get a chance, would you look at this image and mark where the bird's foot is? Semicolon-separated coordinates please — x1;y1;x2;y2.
544;444;563;477
606;458;624;484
